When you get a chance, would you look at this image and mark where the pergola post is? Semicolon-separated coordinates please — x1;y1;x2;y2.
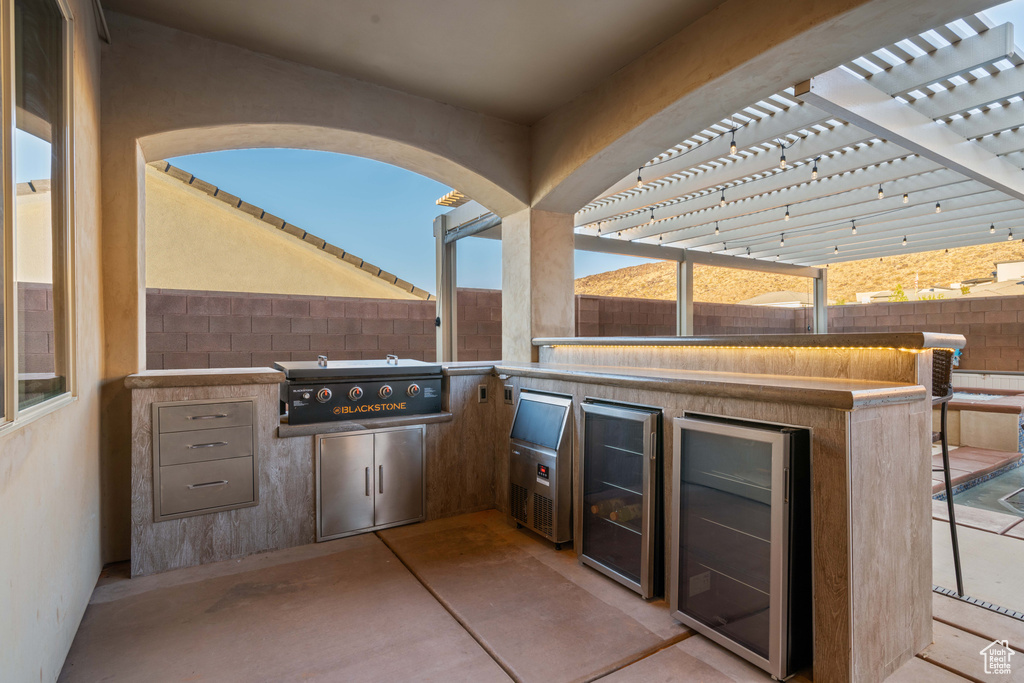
433;214;457;362
812;269;828;334
676;259;693;336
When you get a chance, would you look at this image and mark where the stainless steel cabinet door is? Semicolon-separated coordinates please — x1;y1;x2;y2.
319;433;375;538
373;428;424;527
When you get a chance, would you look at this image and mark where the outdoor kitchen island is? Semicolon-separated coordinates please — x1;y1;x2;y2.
125;332;963;683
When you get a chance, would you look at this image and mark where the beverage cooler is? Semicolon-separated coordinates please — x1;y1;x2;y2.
671;414;812;680
578;400;663;599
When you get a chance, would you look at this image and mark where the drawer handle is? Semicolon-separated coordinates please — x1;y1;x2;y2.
188;413;229;421
187;480;229;490
187;441;228;449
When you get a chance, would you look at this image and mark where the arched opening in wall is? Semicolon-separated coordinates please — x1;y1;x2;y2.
144;149;447;370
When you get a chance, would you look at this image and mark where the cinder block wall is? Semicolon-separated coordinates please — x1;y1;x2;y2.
17;282;56;373
146;288;1024;372
146;288;501;368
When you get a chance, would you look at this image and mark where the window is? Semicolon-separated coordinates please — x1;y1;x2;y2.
2;0;74;423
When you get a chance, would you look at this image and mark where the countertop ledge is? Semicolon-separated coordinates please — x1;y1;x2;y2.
125;367;285;389
494;363;927;409
442;362;497;376
533;332;966;351
278;411;454;437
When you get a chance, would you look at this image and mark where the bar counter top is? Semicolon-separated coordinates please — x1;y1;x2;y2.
493;361;926;409
534;331;966;350
125;367;285;389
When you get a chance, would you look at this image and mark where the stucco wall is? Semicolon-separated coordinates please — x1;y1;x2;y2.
144;166;422;299
0;2;104;681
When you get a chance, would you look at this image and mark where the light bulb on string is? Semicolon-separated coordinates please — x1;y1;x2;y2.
784;206;790;221
877;184;884;200
834;245;839;255
903;192;909;204
1009;229;1014;241
851;220;857;236
779;150;786;170
715;221;720;235
649;209;655;225
780;234;785;247
902;235;908;246
720;189;726;207
811;158;818;180
991;224;996;234
729;129;737;155
935;202;941;214
636;168;643;189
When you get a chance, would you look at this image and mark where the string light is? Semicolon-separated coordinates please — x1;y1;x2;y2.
902;235;908;246
780;234;785;247
636;168;643;189
834;245;839;255
779;149;786;170
729;129;737;155
811;158;819;180
903;192;909;204
715;221;720;235
649;209;655;225
720;189;726;207
1009;228;1014;241
991;224;996;234
877;184;884;200
851;220;857;236
935;202;941;214
784;205;790;221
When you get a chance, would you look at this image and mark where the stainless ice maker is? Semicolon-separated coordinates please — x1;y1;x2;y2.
508;391;573;546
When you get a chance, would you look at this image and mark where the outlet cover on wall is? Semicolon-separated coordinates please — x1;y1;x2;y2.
478;384;488;403
503;384;514;404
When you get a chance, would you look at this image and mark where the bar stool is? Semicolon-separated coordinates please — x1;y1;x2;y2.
932;349;964;596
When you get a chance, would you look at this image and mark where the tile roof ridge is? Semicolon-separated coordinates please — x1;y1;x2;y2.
147;160;432;300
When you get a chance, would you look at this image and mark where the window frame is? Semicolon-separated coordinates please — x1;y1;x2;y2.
0;0;76;430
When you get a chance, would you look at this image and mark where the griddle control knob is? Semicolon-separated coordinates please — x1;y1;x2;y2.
406;383;420;397
348;386;363;402
379;385;393;399
316;387;332;403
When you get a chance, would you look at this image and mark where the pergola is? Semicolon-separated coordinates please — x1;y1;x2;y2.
435;9;1024;350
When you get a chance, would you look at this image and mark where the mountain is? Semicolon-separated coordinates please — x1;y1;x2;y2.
574;242;1024;304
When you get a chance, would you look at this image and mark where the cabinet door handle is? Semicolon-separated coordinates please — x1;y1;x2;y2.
187;441;228;449
365;467;371;497
188;413;228;421
187;480;228;490
379;465;384;494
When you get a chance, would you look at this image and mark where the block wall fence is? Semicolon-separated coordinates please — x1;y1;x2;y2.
144;287;1024;372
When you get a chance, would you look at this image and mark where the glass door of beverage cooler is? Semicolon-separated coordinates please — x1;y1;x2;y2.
671;416;791;679
579;402;659;598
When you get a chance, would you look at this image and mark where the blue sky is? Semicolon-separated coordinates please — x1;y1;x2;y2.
14;1;1024;294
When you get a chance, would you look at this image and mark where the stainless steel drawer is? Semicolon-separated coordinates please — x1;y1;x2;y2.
158;401;253;433
159;457;255;517
158;426;254;466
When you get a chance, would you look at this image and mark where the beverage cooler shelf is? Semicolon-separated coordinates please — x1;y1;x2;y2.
598;479;642;496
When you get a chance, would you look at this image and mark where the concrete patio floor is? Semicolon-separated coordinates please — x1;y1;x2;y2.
59;510;1020;682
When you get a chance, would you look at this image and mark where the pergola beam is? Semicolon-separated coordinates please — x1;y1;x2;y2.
796;67;1024;201
573;234;822;277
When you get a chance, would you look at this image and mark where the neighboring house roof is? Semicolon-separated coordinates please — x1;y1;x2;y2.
147;160;432;300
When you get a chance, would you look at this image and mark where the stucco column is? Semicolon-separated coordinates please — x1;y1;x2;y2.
501;209;575;362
